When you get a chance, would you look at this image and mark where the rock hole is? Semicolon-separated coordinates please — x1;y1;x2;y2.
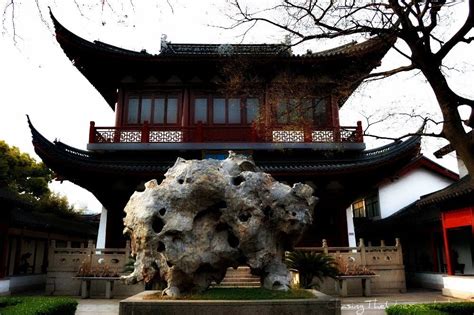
157;241;166;252
166;261;174;268
272;281;282;289
292;212;297;216
263;206;273;217
152;216;164;233
216;223;231;232
238;212;251;222
214;200;227;209
159;208;166;216
196;263;216;273
227;230;239;248
177;178;184;184
232;175;245;186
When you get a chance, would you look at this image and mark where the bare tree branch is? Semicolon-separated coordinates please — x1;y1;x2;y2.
364;64;415;80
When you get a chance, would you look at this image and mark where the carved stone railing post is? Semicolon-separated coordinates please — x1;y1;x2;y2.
322;239;329;255
49;240;56;269
395;238;403;265
359;238;367;266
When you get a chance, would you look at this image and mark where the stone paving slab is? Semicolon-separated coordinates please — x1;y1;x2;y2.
75;298;120;315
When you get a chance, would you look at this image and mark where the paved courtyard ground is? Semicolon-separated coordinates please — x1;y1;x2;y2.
15;288;467;315
71;289;466;315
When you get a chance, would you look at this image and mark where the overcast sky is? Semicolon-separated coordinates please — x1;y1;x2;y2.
1;0;472;213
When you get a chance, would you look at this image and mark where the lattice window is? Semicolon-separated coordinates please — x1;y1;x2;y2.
272;130;304;142
119;131;142;143
149;131;183;143
312;130;334;142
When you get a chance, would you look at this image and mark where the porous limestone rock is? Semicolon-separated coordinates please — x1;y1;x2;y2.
122;152;316;296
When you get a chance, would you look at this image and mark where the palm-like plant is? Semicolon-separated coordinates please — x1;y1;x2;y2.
285;251;339;288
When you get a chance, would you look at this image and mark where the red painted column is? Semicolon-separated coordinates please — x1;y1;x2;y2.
141;121;150;143
89;121;96;144
182;89;189;142
356;121;363;143
441;212;453;275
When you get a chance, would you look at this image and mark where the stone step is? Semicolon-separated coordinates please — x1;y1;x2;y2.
211;283;261;288
221;278;260;282
212;266;261;288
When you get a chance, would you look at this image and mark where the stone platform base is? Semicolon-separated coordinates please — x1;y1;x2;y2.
119;290;341;315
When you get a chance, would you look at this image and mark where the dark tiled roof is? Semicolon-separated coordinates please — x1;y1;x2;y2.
417;175;473;207
10;208;98;237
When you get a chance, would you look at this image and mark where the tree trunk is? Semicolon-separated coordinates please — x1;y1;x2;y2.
421;66;474;179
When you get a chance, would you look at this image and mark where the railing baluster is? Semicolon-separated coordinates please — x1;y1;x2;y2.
89;121;96;143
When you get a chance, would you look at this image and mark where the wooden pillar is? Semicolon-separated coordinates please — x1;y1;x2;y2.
356;121;363;142
182;88;190;142
141;121;150;143
441;212;453;275
115;89;124;127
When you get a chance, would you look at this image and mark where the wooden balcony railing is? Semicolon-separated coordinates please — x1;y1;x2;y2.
89;121;363;144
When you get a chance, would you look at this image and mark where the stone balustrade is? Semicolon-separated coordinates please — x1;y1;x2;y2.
295;238;406;295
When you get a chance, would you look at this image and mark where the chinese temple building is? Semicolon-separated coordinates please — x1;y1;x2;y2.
29;12;421;248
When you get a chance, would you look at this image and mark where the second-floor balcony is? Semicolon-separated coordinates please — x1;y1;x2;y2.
87;121;365;151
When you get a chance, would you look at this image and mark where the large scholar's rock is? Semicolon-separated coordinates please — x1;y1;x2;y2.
122;152;316;296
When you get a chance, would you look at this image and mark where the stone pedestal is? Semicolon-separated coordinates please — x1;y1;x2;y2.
119;290;340;315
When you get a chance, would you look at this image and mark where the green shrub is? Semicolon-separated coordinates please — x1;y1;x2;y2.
0;296;77;315
386;302;474;315
285;251;338;288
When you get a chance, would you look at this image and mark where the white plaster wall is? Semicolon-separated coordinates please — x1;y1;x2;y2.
378;169;454;219
346;207;357;247
96;207;107;249
0;280;10;295
443;276;474;299
406;272;444;290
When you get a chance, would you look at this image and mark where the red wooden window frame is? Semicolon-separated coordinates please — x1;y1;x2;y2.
123;92;182;126
191;95;261;126
274;97;330;126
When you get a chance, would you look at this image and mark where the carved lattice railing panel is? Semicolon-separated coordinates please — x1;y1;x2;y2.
119;131;142;143
272;130;305;142
312;130;335;142
149;131;183;143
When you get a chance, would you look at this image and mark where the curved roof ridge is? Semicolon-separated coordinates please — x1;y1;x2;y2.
50;10;393;59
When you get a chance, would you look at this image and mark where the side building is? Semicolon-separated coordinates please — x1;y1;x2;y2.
0;189;98;295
